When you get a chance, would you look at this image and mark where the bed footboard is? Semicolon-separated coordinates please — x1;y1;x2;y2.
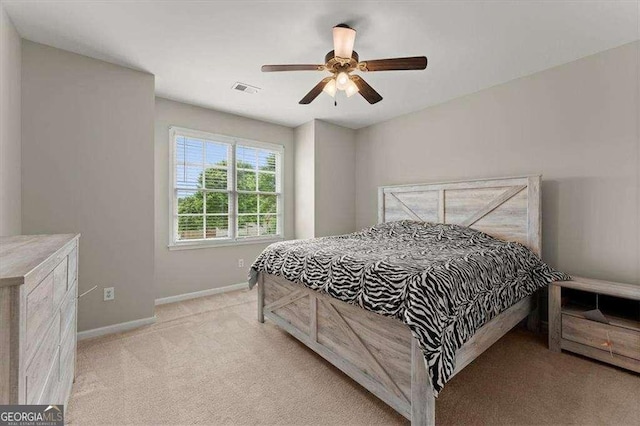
258;272;431;423
257;272;533;425
258;273;435;425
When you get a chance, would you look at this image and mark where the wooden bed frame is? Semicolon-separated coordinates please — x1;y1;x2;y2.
256;175;542;425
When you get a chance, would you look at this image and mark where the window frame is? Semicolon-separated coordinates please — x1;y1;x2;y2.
168;126;285;250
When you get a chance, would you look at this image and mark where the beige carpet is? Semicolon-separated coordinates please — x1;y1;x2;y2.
67;289;640;425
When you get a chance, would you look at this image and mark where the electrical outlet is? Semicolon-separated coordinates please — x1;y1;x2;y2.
104;287;115;301
238;259;244;268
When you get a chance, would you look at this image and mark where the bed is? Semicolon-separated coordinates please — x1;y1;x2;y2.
250;175;565;425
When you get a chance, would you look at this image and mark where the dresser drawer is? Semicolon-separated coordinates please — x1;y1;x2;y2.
52;259;68;308
38;350;60;405
68;246;77;289
59;320;76;402
58;365;74;408
60;282;76;338
25;314;60;404
25;273;55;361
60;301;76;378
562;314;640;360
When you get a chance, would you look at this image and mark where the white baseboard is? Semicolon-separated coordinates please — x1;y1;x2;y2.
78;315;157;341
77;283;249;341
155;282;249;306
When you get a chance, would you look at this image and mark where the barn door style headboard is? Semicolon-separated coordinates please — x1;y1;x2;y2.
378;175;541;256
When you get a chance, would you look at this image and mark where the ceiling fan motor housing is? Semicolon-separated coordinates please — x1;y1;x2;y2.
325;50;359;74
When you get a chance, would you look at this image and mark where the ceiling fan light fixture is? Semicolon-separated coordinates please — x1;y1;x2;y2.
336;71;350;90
322;78;337;97
345;79;359;97
262;24;426;105
333;24;356;59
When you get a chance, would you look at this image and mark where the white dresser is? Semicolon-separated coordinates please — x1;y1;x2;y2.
0;234;79;406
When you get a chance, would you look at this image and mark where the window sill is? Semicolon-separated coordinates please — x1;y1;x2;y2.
168;236;285;251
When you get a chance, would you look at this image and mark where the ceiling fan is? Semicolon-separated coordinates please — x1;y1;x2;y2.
261;24;428;105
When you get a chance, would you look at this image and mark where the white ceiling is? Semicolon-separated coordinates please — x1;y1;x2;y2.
4;1;638;129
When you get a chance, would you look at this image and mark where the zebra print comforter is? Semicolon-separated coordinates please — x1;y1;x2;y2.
248;220;568;395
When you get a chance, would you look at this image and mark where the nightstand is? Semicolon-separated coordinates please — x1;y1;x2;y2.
548;276;640;372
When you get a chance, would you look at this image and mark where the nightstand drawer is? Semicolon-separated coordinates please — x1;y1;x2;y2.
562;314;640;360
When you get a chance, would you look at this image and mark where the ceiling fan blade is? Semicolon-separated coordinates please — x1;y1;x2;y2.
261;64;324;72
358;56;427;72
299;77;333;104
333;24;356;59
351;75;382;104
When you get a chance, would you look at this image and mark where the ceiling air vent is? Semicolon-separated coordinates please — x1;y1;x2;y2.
232;82;260;94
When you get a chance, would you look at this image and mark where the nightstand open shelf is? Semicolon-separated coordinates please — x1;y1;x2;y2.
549;276;640;373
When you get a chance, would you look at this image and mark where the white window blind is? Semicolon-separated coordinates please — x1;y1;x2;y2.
170;127;283;247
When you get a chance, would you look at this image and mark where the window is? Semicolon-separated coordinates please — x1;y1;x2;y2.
169;127;284;248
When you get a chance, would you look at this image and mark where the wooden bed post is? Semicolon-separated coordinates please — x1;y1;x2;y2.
526;291;541;332
411;338;435;426
548;282;562;352
526;175;542;333
257;273;265;323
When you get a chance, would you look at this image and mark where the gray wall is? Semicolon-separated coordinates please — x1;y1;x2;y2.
154;98;294;299
314;120;356;237
355;42;639;285
21;41;156;331
0;6;21;236
294;119;357;239
294;121;315;239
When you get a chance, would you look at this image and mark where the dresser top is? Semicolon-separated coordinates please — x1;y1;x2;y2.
0;234;79;287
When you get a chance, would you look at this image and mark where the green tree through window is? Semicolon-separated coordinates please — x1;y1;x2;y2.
176;153;279;240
